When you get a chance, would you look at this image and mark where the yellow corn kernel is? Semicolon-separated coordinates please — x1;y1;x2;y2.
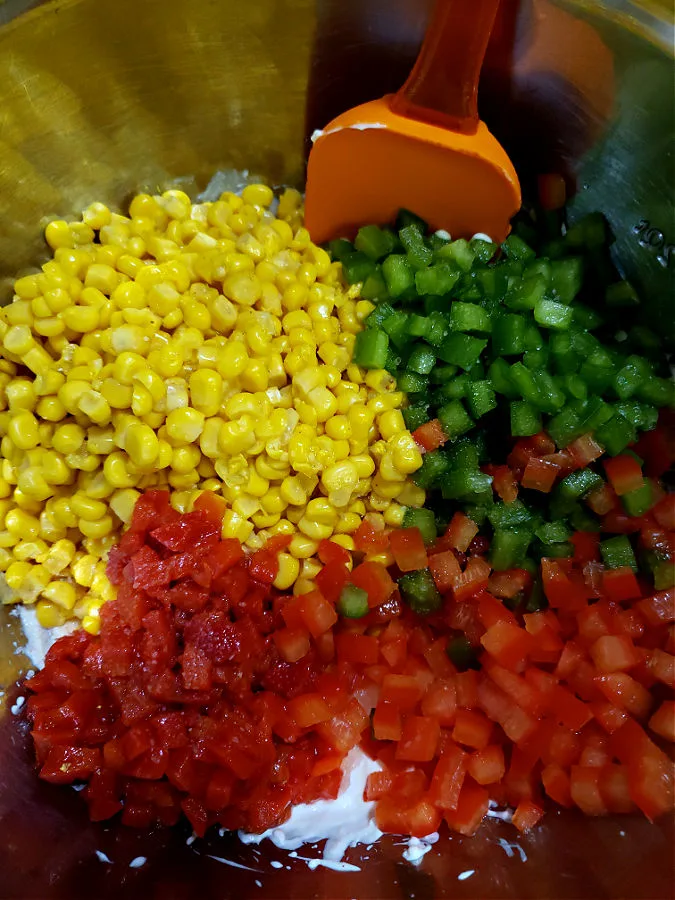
71;554;97;587
82;614;101;635
298;518;333;542
5;509;40;540
221;509;254;544
42;538;76;575
320;460;359;504
103;451;137;488
124;422;160;468
5;560;33;591
13;539;49;562
79;515;114;538
334;511;362;534
109;488;141;524
300;558;322;582
8;410;39;449
35;599;67;628
389;434;424;475
288;533;318;560
378;409;406;441
52;423;86;455
41;581;77;610
165;407;205;443
272;552;300;590
171;444;201;474
6;380;36;411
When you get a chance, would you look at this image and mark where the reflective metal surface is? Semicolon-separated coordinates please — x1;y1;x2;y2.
0;0;673;897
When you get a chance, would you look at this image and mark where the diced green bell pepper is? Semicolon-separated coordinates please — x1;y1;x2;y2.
399;569;443;614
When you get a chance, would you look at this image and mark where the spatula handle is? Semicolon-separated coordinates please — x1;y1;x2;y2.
390;0;501;135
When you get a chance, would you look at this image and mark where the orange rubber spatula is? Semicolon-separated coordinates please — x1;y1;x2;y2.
304;0;521;245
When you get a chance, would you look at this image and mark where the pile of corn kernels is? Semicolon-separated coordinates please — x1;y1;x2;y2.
0;184;424;633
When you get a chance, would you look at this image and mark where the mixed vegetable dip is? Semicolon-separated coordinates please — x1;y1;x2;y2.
1;177;674;865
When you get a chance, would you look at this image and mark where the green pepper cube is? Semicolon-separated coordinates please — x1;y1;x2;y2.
382;254;415;298
558;468;604;500
341;250;377;285
490;528;533;571
398;568;443;614
402;507;438;544
402;405;430;431
621;480;654;517
399;225;433;269
382;311;412;349
413;449;449;488
415;263;460;296
435;238;475;272
446;636;478;670
600;535;638;573
337;584;370;618
354;224;396;261
505;276;547;311
437;333;488;369
595;413;637;456
449;301;492;334
534;298;574;330
406;344;437;376
502;234;536;262
438;400;474;440
327;238;354;262
466;381;497;419
488;358;519;399
550;257;583;303
353;328;389;370
492;313;526;356
510;400;542;437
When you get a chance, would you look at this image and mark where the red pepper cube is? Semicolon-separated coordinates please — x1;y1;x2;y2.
317;538;352;567
381;673;426;710
596;673;654;719
349;560;396;608
429;743;467;810
452;708;493;750
288;693;333;728
604;454;645;496
590;634;640;673
542;763;572;807
296;589;338;638
412;418;448;452
395;715;441;763
443;779;489;835
454;557;491;603
353;519;390;554
428;550;461;593
445;512;479;553
480;620;534;672
421;679;458;727
512;799;544;833
335;631;380;666
602;566;641;603
467;744;505;785
373;701;403;741
389;527;428;572
521;455;560;493
273;626;311;663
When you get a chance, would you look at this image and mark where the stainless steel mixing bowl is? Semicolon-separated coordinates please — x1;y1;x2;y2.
0;1;673;897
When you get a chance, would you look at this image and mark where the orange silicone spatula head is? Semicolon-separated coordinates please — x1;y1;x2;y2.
304;0;521;245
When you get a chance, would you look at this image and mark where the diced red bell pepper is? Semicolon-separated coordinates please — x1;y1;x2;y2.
353;518;390;554
590;634;640;673
296;590;338;638
372;701;402;741
603;455;645;496
480;620;534;672
520;455;560;493
317;539;352;568
452;708;493;750
541;558;588;612
485;464;518;503
288;693;333;728
443;779;489;836
467;744;505;785
550;684;593;732
380;674;426;710
314;561;350;605
429;743;467;810
273;627;311;664
412;419;447;452
335;631;380;666
567;433;604;468
395;716;441;762
428;550;461;593
637;589;675;626
512;799;544;833
586;483;619;516
541;763;572;807
445;512;479;553
590;701;629;734
599;764;634;814
349;561;396;608
454;557;491;603
649;700;675;742
570;766;607;816
570;531;600;564
652;494;675;531
421;679;457;726
389;527;428;572
595;673;653;719
487;569;531;601
601;566;641;603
